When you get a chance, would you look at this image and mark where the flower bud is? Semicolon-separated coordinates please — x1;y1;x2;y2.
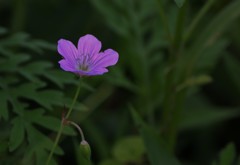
80;140;91;160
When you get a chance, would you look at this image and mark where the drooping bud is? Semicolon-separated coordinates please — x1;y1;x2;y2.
80;140;91;160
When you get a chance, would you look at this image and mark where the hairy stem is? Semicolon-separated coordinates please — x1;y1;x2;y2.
46;78;82;165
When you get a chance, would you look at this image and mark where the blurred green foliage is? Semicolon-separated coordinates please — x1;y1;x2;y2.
1;0;240;165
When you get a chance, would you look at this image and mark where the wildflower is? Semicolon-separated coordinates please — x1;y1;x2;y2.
58;34;119;76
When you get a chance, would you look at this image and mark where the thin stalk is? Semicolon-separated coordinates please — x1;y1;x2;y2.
69;121;85;141
156;0;173;43
161;2;187;152
174;2;187;52
46;124;63;165
166;0;215;150
167;89;186;150
46;78;82;165
184;0;215;42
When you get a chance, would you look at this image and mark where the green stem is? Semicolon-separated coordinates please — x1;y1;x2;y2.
156;0;173;43
46;123;64;165
161;2;187;152
167;89;186;150
174;2;187;52
46;78;82;165
69;121;85;141
162;0;215;152
184;0;215;42
66;79;82;118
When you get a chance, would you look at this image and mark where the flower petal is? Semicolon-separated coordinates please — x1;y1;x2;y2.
78;34;102;57
58;39;78;64
92;49;119;69
87;68;108;75
59;59;76;72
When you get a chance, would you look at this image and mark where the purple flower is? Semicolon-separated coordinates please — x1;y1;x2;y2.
58;34;119;76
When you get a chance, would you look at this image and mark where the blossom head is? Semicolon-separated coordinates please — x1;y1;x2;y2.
58;34;119;76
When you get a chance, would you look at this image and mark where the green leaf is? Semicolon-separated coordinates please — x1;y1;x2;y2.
219;143;236;165
90;0;129;37
44;70;78;88
196;39;229;72
63;98;89;112
0;54;30;72
31;40;56;51
24;109;75;135
131;107;181;165
99;159;121;165
177;75;212;91
113;136;145;163
13;83;64;110
223;54;240;93
24;124;63;163
0;93;9;120
0;140;8;153
182;0;240;78
211;161;217;165
0;27;7;35
174;0;185;8
179;96;240;131
105;68;137;92
0;33;30;46
9;117;25;151
20;61;53;82
188;0;240;57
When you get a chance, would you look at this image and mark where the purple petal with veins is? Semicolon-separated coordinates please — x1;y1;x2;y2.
57;34;119;76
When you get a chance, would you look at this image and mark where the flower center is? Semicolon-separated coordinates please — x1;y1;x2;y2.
79;64;89;71
76;54;91;71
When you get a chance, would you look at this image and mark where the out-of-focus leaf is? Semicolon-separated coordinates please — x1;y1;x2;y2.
113;136;145;163
0;54;30;72
0;33;30;46
0;93;9;120
99;159;121;165
174;0;185;8
24;124;63;160
131;107;181;165
212;161;217;165
32;40;56;51
0;140;8;153
181;0;240;79
20;61;53;82
196;39;229;72
63;98;89;112
12;83;64;110
219;143;235;165
24;109;75;136
90;0;129;37
177;74;212;91
9;117;25;151
179;96;240;131
187;0;240;57
106;68;137;92
23;124;63;165
44;70;78;88
0;27;7;35
223;54;240;93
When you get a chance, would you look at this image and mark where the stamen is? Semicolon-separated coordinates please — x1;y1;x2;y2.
76;54;90;71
